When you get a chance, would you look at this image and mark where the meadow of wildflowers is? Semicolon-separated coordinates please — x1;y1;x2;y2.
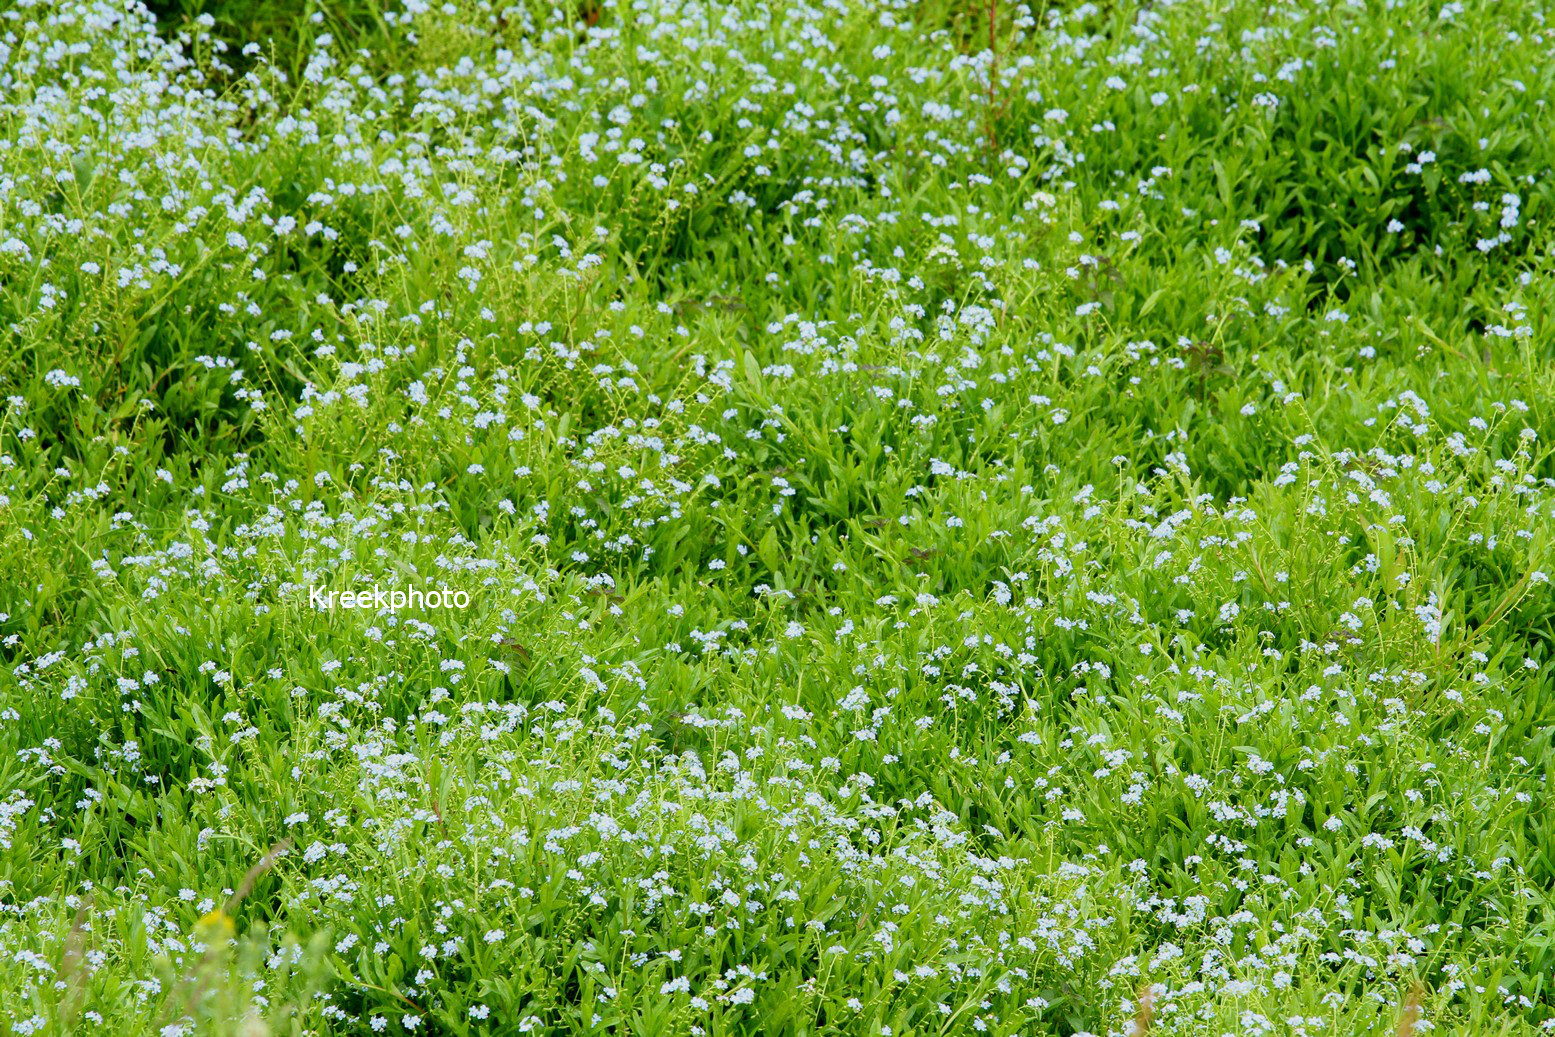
1;0;1553;1032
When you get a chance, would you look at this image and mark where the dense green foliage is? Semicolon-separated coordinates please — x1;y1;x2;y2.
1;0;1553;1033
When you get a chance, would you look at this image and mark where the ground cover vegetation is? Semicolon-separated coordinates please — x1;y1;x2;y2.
1;0;1554;1032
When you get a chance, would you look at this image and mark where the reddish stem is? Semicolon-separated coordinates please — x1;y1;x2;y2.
985;0;1000;151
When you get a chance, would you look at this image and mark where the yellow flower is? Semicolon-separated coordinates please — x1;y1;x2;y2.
196;908;236;940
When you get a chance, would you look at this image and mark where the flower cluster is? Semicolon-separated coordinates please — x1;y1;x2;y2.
0;0;1552;1034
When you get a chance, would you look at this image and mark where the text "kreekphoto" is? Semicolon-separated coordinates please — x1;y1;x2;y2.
308;584;471;610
